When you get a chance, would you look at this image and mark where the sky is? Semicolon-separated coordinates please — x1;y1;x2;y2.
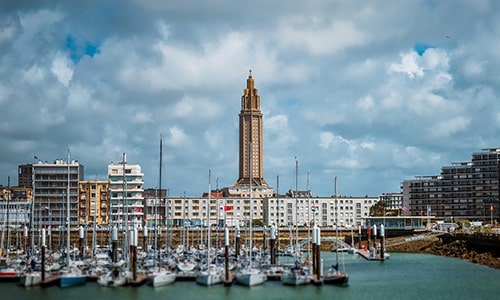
0;0;499;198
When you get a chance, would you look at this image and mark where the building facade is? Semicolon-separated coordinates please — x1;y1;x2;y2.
79;180;109;226
108;155;144;229
263;194;378;228
403;148;500;223
143;188;167;227
18;157;84;228
0;186;31;228
379;192;406;216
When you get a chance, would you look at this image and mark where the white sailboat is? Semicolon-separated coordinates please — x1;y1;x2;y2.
97;153;131;287
96;267;129;287
21;226;50;287
281;260;311;286
282;158;310;286
150;136;176;287
196;170;223;286
323;176;349;286
236;142;267;286
59;150;87;288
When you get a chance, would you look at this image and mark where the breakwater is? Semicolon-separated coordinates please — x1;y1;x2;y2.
386;232;500;269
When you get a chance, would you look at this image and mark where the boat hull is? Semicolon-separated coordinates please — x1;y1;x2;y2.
236;269;267;286
59;275;87;288
151;271;176;287
323;273;349;285
20;272;42;287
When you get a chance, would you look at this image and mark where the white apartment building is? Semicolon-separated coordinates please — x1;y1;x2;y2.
163;192;378;229
263;195;379;228
108;155;144;229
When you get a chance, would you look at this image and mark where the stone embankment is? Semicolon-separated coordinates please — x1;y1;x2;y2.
386;235;500;270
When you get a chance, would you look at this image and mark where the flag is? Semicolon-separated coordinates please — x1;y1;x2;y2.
311;204;317;212
401;206;407;212
134;207;142;213
34;155;39;160
224;205;232;211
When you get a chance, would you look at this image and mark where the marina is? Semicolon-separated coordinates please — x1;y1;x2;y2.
1;252;499;300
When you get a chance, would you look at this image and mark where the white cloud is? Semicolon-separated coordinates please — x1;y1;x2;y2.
0;24;16;44
428;116;471;138
0;1;499;198
277;18;365;56
357;94;375;110
51;54;74;87
165;126;190;148
22;65;46;84
389;52;424;78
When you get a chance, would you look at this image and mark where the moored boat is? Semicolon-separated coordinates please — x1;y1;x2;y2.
150;267;176;287
281;261;311;286
236;266;267;286
59;264;87;288
322;264;348;285
20;271;42;287
97;267;129;287
196;263;223;286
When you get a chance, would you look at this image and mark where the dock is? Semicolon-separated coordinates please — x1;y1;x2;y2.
357;248;387;261
128;274;150;286
40;274;60;287
175;271;197;281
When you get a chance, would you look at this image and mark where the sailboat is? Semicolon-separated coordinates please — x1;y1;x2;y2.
96;266;128;287
282;259;311;286
282;158;310;286
150;136;176;287
323;176;348;286
97;153;131;287
59;150;87;288
236;142;267;286
196;170;223;286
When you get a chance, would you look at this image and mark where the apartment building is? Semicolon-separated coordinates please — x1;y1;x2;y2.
403;148;500;222
18;157;84;227
108;156;144;229
79;180;109;226
263;193;378;228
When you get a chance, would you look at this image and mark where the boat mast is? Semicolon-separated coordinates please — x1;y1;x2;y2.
249;142;253;263
122;152;128;264
334;176;339;269
276;174;280;265
295;157;299;259
207;169;211;264
307;172;311;268
66;149;71;265
155;135;162;269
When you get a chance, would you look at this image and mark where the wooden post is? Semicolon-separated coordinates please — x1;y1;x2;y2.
235;226;240;259
78;226;84;258
380;224;385;260
223;228;232;286
41;228;46;282
111;226;118;263
316;226;322;281
270;225;276;265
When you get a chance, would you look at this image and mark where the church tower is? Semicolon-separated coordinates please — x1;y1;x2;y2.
235;70;268;187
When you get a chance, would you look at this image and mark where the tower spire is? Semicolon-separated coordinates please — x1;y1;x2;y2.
235;71;267;187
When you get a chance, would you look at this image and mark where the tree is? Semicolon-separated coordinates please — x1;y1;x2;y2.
370;201;388;216
252;219;264;227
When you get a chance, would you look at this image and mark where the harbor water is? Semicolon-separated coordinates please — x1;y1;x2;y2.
2;252;499;300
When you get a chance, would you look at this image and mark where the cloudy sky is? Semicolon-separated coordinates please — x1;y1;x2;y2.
0;0;499;198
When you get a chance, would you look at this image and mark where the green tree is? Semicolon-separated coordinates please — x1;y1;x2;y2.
252;219;265;227
370;201;388;216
